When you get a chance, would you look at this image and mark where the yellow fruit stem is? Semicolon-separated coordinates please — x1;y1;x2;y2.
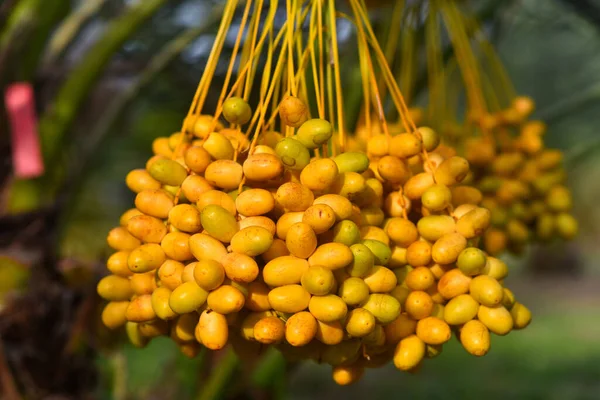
357;20;372;140
268;59;280;131
379;0;405;101
442;58;464;147
327;0;346;153
247;6;311;141
351;0;455;217
212;0;279;136
295;20;310;116
350;0;435;173
308;0;325;119
248;8;313;150
325;45;336;156
282;0;297;139
245;22;288;136
440;2;485;113
350;0;414;133
317;0;326;121
171;0;240;170
439;1;492;139
239;0;266;100
263;35;317;136
354;9;390;141
466;14;517;106
481;65;503;114
249;29;289;141
262;17;316;135
426;2;446;127
185;0;239;128
223;3;281;111
398;6;418;106
214;0;254;121
286;0;298;97
259;24;283;132
383;0;405;68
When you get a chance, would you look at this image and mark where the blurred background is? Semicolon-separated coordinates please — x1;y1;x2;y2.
1;0;599;399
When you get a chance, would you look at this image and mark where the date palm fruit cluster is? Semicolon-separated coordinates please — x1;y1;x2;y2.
93;94;395;377
96;0;539;385
352;123;533;377
98;93;532;385
458;96;578;256
417;1;578;256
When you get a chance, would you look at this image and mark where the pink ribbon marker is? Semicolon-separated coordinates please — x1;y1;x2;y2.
4;83;44;179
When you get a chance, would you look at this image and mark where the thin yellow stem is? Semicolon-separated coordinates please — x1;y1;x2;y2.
193;0;240;116
270;79;281;131
246;25;287;138
426;3;445;125
350;0;413;132
440;1;490;138
350;0;436;172
213;0;253;125
358;32;372;139
362;28;390;140
383;0;405;66
252;36;290;139
317;0;326;123
397;6;418;106
325;47;336;156
245;0;280;99
240;0;264;100
180;0;238;134
237;1;258;97
247;35;288;138
286;0;297;96
260;29;275;131
309;0;324;118
468;13;516;105
327;0;346;151
207;1;281;129
264;25;319;130
379;0;404;99
481;67;502;114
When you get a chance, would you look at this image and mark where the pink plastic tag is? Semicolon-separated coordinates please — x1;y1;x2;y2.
4;83;44;178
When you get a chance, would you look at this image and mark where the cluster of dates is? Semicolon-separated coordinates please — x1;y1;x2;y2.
98;96;532;385
461;96;578;255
